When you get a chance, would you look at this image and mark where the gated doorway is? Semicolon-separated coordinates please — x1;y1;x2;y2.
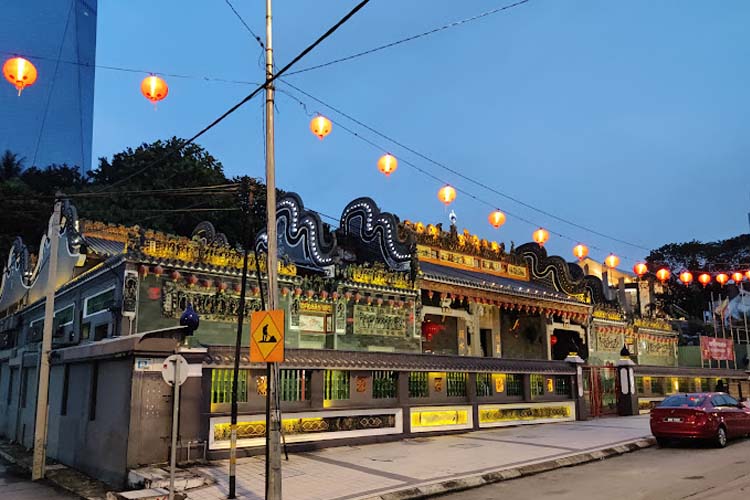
583;365;619;417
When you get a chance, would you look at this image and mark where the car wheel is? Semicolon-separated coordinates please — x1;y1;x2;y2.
655;437;670;448
714;427;727;448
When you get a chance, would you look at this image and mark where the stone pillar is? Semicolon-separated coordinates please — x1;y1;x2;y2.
522;374;532;402
310;369;325;410
397;371;411;434
467;373;479;430
565;353;587;421
616;358;639;416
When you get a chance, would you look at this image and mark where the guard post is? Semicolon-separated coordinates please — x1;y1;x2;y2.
616;344;639;416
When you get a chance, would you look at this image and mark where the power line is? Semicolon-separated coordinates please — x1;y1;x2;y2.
285;0;531;76
279;81;652;254
223;0;265;50
97;0;373;193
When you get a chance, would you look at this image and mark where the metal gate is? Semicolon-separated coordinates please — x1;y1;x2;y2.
583;366;619;417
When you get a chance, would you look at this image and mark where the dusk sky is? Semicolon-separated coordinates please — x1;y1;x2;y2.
92;0;750;266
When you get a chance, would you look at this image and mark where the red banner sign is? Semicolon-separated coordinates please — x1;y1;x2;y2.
700;336;735;361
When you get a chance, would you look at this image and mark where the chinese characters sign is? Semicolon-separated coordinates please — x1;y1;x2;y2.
700;337;735;361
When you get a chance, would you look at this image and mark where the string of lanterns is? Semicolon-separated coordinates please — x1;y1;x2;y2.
629;264;750;287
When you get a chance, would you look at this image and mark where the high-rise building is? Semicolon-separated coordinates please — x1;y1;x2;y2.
1;0;97;173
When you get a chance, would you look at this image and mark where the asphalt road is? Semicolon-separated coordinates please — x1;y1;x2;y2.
438;438;750;500
0;456;76;500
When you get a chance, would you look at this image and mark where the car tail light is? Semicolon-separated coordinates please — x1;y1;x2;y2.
686;411;707;424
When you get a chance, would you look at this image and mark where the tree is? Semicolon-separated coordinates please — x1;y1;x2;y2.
0;150;24;181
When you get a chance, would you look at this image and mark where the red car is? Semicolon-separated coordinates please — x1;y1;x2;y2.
650;393;750;448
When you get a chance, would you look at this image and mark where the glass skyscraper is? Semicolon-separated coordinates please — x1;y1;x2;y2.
1;0;97;172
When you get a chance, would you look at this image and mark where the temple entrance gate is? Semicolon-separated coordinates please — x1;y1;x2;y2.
583;365;619;417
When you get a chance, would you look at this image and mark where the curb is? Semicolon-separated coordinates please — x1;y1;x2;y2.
364;437;655;500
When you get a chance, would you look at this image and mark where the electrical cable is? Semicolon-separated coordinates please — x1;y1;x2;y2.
92;0;373;194
285;0;531;76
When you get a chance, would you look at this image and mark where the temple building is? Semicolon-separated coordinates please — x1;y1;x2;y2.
0;193;746;487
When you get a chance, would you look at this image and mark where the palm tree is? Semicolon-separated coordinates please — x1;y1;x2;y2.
0;150;24;181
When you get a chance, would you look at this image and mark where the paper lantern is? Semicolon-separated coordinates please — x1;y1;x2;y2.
532;228;549;247
377;154;397;177
678;271;693;285
437;185;456;206
698;273;711;287
656;268;671;283
572;244;589;261
3;57;37;95
732;271;744;284
605;253;620;269
633;262;648;277
310;115;332;139
488;209;506;229
716;273;729;286
141;75;168;104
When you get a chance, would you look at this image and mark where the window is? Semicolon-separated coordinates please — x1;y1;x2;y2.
554;376;571;397
506;374;523;397
81;322;91;340
635;376;644;395
372;371;397;399
723;395;740;407
279;369;311;402
55;305;75;327
60;364;70;415
324;370;350;400
20;368;29;408
660;395;705;408
408;372;428;398
93;324;109;341
476;373;492;397
211;369;248;404
447;372;467;397
89;362;99;421
84;288;115;318
531;374;545;397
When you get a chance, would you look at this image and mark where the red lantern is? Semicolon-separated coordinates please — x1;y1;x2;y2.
141;75;168;104
550;335;558;346
656;268;671;283
488;210;506;229
310;115;332;140
281;287;289;297
572;244;588;261
732;271;744;284
745;270;750;281
437;185;456;206
716;273;729;286
421;321;443;342
153;265;164;277
187;275;198;286
605;253;620;269
698;273;711;287
138;265;149;277
218;281;228;293
3;57;37;95
532;228;549;247
678;271;693;285
633;262;648;277
377;154;398;177
170;270;181;282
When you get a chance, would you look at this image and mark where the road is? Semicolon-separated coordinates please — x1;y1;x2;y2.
438;438;750;500
0;456;76;500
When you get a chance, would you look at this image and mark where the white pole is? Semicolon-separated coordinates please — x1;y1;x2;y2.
169;358;181;500
32;199;61;480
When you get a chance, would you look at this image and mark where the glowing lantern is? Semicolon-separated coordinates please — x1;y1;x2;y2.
310;115;332;140
488;209;506;229
633;262;648;277
572;244;589;261
437;185;456;206
3;57;37;95
605;253;620;269
716;273;729;286
698;273;711;287
532;228;549;247
732;271;744;283
656;268;671;283
746;270;750;281
421;321;443;342
377;154;397;177
140;75;168;104
678;271;693;285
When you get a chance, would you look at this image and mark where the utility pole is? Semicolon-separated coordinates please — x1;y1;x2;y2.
32;197;61;480
264;0;283;496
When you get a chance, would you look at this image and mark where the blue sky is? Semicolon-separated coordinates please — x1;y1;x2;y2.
91;0;750;265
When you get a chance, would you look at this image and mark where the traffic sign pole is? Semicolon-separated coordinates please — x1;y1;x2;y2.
169;357;181;500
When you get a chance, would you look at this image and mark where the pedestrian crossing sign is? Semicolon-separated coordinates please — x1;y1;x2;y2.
250;310;285;363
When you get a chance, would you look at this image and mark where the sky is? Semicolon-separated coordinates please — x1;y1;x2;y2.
88;0;750;266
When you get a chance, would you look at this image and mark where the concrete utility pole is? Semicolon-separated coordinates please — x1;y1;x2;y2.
264;0;283;497
32;198;62;480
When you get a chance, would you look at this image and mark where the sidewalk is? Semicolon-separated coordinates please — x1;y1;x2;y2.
186;415;653;500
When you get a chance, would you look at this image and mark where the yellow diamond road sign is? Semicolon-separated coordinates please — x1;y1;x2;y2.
250;310;284;363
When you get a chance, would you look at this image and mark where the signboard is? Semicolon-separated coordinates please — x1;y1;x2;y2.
250;310;285;363
416;245;529;281
161;354;189;386
353;305;407;337
700;336;735;361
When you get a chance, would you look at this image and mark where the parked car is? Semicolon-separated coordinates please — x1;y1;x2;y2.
650;393;750;448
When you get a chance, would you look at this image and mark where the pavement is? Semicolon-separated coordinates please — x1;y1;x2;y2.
439;436;750;500
185;415;653;500
0;455;77;500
